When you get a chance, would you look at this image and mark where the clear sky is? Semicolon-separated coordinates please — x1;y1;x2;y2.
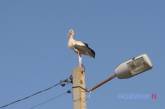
0;0;164;109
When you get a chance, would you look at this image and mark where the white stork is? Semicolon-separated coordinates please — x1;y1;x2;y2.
67;29;95;67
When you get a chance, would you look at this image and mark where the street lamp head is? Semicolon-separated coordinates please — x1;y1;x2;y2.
115;54;153;79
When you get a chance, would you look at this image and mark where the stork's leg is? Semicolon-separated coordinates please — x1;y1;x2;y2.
78;53;85;71
78;54;82;67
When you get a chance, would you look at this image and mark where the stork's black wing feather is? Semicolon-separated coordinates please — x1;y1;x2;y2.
89;47;95;58
74;44;95;58
82;42;89;47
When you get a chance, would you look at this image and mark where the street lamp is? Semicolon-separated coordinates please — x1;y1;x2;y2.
88;54;153;92
115;54;153;79
72;53;153;109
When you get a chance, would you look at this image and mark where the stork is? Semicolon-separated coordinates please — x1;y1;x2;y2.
67;29;95;67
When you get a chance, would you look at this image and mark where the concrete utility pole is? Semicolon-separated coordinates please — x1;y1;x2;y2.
72;66;86;109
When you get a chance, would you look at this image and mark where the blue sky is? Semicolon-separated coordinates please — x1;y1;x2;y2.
0;0;164;109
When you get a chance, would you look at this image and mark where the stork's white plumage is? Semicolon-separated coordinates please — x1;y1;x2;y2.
67;29;95;67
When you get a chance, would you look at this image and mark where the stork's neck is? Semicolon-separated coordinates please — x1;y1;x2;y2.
68;35;75;41
68;36;75;48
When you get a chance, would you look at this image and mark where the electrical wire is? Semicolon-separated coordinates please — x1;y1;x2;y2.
0;80;69;109
29;89;71;109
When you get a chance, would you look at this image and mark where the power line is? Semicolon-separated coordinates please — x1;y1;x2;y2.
0;78;72;109
29;89;71;109
0;82;60;108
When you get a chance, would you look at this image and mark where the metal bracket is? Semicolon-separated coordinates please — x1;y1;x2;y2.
60;75;73;87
